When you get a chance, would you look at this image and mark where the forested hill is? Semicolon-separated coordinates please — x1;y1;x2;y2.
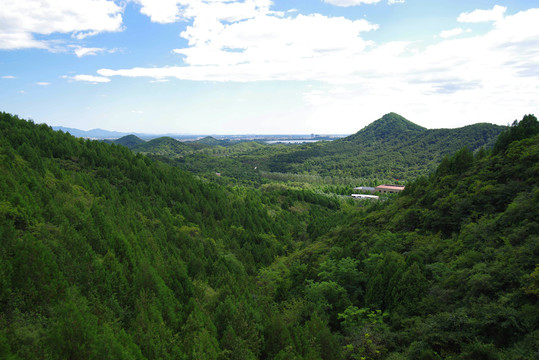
105;113;505;185
104;113;505;186
344;112;427;141
262;113;505;181
113;134;146;148
193;136;232;147
256;114;539;359
0;111;343;359
1;111;537;359
130;136;195;157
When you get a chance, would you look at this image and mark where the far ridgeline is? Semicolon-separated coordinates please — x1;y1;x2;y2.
113;113;507;185
263;112;506;180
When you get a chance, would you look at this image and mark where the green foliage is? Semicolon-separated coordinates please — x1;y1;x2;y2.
131;136;193;157
256;114;538;358
256;113;505;181
112;113;504;188
338;307;388;332
112;134;146;148
0;112;345;359
493;114;539;155
1;111;536;359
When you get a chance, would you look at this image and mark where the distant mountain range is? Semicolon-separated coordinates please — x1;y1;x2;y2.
51;126;345;142
261;113;506;180
106;113;507;183
52;126;135;139
51;126;204;140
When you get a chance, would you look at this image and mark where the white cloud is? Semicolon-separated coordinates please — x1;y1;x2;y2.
177;13;376;66
387;0;405;4
100;4;379;81
458;5;506;23
321;0;381;6
97;4;539;91
96;6;539;130
439;27;470;39
133;0;183;24
0;32;48;50
2;75;16;79
302;8;539;130
36;82;51;86
133;0;275;24
71;74;111;83
0;0;123;50
73;46;116;57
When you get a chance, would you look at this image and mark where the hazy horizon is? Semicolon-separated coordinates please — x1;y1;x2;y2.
49;111;510;137
1;0;538;134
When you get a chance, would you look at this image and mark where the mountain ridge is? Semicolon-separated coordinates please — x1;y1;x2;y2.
109;113;507;183
112;134;146;148
344;112;427;142
261;113;506;180
51;112;500;141
131;136;192;157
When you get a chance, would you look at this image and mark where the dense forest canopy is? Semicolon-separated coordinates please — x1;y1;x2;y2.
112;113;506;186
259;113;506;180
1;111;537;359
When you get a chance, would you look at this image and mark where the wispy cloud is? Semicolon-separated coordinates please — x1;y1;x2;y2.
73;47;111;57
2;75;16;79
0;0;123;50
133;0;279;24
69;74;111;83
100;3;379;82
100;3;532;130
439;27;470;39
458;5;506;23
97;5;539;105
321;0;381;6
320;0;404;5
36;82;51;86
300;7;539;130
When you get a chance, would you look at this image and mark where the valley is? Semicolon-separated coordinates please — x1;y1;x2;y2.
109;113;506;189
1;111;537;359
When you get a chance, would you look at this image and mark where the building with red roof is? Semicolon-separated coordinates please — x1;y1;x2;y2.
375;184;405;194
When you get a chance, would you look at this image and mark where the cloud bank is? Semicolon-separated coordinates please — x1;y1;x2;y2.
458;5;507;23
105;2;537;130
98;4;539;93
0;0;123;50
321;0;381;6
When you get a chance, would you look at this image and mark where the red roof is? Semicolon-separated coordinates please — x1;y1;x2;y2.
375;184;405;191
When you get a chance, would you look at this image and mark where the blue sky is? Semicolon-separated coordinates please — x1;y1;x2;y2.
1;0;538;134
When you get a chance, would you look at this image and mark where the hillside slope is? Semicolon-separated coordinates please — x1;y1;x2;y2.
256;114;538;359
344;112;427;142
0;112;342;359
111;113;504;185
113;134;146;148
193;136;231;147
131;136;193;157
262;113;505;181
1;111;536;359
